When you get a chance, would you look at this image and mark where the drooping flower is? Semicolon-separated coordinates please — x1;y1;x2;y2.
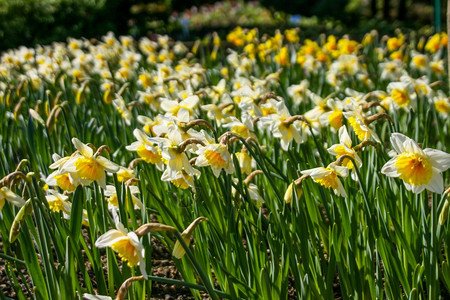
95;221;147;278
104;185;143;210
301;164;349;197
172;217;207;259
0;187;25;211
259;100;305;151
195;132;234;177
46;153;81;192
126;129;164;171
327;126;362;180
381;133;450;194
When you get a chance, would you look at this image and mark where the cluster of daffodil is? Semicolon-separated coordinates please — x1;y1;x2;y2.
0;26;450;299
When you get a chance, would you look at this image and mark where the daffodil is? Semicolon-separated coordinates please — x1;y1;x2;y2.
235;151;253;175
160;95;199;122
45;189;72;214
301;164;349;197
46;154;81;192
259;100;305;151
0;187;25;211
386;81;416;110
172;217;207;259
148;124;198;180
104;185;143;210
195;138;235;178
432;91;450;117
95;221;147;278
327;126;362;180
381;133;450;193
126;129;164;171
60;138;120;189
344;109;380;143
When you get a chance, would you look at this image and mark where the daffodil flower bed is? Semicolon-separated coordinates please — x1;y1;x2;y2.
0;27;449;299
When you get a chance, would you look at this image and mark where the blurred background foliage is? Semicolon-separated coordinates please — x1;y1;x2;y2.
0;0;445;50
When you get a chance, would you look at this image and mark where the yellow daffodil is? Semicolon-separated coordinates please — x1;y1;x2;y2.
381;133;450;193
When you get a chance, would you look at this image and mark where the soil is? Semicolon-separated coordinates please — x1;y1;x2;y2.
0;230;198;299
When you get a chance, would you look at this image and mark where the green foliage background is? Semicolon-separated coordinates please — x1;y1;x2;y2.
0;0;130;51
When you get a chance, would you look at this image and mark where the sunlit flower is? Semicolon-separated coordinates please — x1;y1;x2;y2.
95;221;147;278
381;133;450;193
432;91;450;117
116;167;136;183
160;95;199;122
46;154;81;192
327;126;362;180
196;141;235;177
344;109;380;143
148;124;198;180
386;81;416;109
104;185;143;210
45;189;71;214
0;187;25;210
126;129;164;171
60;138;120;189
301;164;349;197
259;100;305;151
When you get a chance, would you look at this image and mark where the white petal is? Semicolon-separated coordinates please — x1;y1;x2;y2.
424;149;450;172
338;126;352;148
425;170;444;194
331;165;349;178
403;138;424;155
95;230;127;248
390;133;408;154
72;138;93;157
381;158;400;177
125;141;141;151
336;179;347;198
96;156;120;173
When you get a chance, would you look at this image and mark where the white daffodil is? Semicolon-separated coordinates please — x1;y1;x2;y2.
327;126;362;180
195;133;235;178
45;189;72;214
259;100;304;151
386;81;416;110
0;187;25;210
301;164;349;197
104;185;143;210
126;129;164;171
160;95;199;122
46;153;81;192
60;138;120;189
381;133;450;194
95;221;147;279
148;124;197;180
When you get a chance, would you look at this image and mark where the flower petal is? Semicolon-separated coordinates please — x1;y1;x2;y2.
72;138;93;157
424;148;450;172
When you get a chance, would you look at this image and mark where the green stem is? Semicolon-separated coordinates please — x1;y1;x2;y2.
175;231;220;300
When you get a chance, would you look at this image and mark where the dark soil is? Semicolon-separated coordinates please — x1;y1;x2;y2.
0;230;198;299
